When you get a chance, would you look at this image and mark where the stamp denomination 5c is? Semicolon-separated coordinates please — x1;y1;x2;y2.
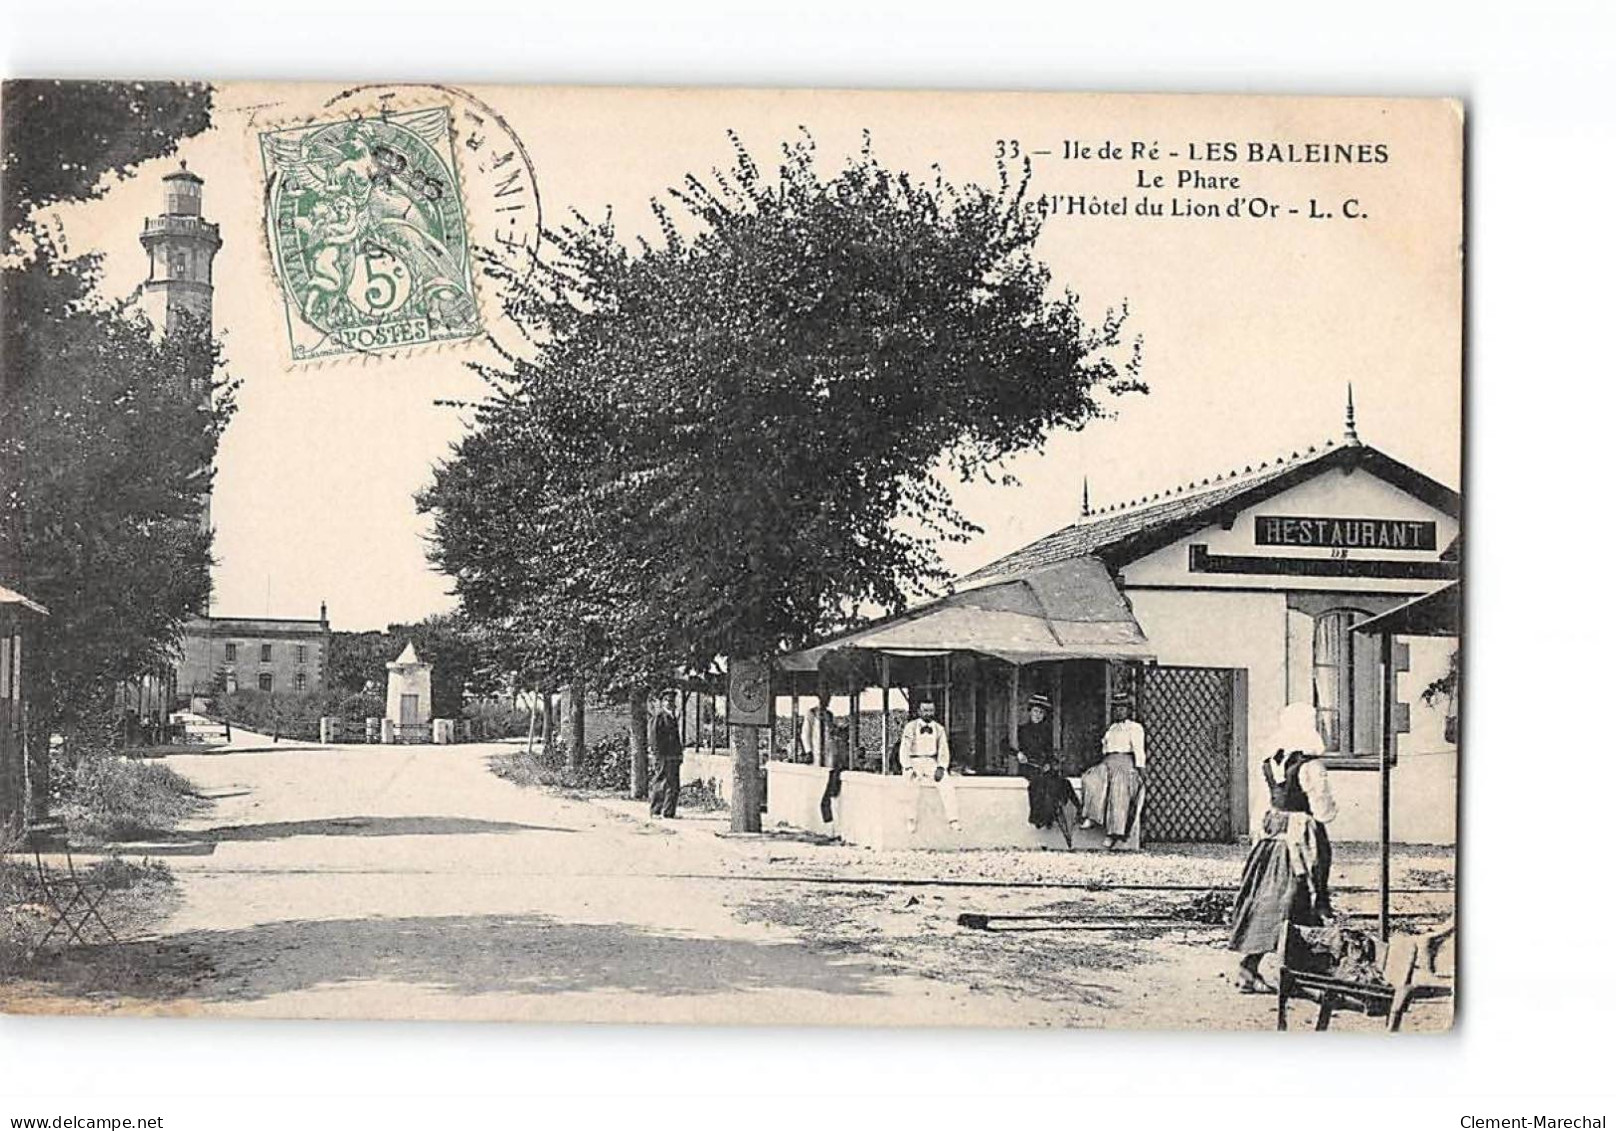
259;106;480;361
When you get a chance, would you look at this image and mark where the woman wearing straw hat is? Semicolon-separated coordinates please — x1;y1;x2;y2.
1013;693;1055;770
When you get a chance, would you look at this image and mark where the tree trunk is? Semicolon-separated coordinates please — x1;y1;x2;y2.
628;690;649;800
568;679;586;769
731;718;762;833
524;689;539;757
541;688;556;754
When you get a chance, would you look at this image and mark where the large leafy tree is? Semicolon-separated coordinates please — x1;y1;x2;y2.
421;133;1144;827
1;81;229;739
421;371;664;773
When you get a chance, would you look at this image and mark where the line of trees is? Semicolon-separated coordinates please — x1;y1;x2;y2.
418;131;1145;830
2;82;229;790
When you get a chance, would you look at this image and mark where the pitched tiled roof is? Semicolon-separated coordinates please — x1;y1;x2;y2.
959;439;1459;588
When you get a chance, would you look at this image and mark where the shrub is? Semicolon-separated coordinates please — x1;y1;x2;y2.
463;700;533;739
489;733;632;794
679;778;728;812
332;691;385;723
60;756;205;843
544;733;631;792
211;688;328;739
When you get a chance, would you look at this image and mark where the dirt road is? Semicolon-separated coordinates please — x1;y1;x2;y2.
5;741;1453;1029
29;742;1061;1024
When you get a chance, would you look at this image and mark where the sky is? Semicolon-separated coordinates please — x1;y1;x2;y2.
49;84;1461;631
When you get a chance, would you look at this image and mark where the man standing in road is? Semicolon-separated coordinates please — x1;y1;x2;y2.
648;688;684;818
898;700;961;834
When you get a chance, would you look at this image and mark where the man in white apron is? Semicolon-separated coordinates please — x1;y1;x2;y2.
898;700;961;834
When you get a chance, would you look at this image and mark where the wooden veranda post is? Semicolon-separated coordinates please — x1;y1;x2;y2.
1379;630;1395;942
790;686;800;759
847;674;858;767
1009;665;1020;749
1051;663;1063;753
818;692;830;767
880;655;891;775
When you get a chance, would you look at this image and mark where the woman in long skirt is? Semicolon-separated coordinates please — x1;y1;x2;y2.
1080;702;1146;849
1228;703;1337;993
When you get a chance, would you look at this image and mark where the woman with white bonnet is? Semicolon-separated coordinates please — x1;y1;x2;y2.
1227;702;1338;994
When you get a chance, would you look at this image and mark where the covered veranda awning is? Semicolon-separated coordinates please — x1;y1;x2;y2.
1353;581;1460;639
779;557;1153;671
1353;579;1460;941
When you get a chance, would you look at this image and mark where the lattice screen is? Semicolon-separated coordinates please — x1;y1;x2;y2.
1140;666;1235;843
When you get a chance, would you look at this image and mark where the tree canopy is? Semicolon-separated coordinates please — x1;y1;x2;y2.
1;81;212;244
1;81;228;729
327;613;502;717
420;132;1144;690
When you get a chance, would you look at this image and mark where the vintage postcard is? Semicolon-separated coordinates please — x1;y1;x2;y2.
0;81;1460;1029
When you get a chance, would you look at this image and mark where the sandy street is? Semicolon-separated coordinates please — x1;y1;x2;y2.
3;740;1453;1030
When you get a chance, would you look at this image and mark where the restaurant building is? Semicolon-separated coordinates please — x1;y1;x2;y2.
771;407;1460;849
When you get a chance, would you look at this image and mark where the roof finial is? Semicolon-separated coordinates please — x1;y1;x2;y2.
1081;477;1091;518
1344;383;1360;444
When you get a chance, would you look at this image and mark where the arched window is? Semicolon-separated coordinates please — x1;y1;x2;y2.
1312;608;1382;756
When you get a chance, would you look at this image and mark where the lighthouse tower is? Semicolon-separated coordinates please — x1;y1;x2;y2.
140;162;222;331
139;161;222;532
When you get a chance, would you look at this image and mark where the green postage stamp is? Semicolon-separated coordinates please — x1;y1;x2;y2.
259;107;481;361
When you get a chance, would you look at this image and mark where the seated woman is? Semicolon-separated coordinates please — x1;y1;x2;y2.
1012;695;1078;844
1080;701;1146;849
1227;703;1338;994
1011;694;1055;769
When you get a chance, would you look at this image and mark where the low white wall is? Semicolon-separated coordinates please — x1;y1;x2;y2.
764;761;837;836
766;764;1142;852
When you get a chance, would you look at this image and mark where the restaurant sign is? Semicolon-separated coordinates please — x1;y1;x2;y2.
1254;515;1437;552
